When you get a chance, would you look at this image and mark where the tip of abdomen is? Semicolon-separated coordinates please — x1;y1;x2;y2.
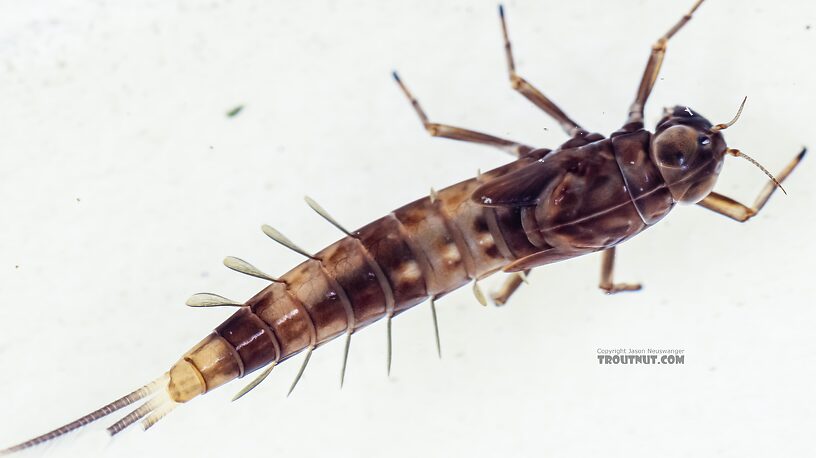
168;331;243;403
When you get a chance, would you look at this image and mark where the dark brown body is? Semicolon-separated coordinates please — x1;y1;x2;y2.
171;127;677;400
3;2;807;455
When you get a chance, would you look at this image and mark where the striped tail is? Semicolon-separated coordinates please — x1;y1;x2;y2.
0;374;175;456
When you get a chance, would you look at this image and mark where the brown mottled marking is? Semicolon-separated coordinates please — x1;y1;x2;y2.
5;2;808;453
436;180;508;278
280;260;349;344
215;307;279;374
316;237;387;329
390;213;436;309
394;197;470;296
249;283;314;360
356;214;428;310
428;189;478;279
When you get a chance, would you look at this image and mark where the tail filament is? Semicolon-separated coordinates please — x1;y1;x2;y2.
1;374;171;456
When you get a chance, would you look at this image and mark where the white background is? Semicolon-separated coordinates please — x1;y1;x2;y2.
1;1;814;457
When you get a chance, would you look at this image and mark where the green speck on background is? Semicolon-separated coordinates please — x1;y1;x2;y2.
227;105;244;117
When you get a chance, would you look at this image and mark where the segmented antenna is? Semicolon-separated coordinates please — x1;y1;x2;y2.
709;96;780;196
185;293;244;308
726;148;787;195
711;96;748;132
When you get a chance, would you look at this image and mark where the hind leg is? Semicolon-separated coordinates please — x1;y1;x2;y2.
393;72;535;158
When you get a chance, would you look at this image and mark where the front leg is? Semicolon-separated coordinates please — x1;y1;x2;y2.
626;0;705;125
599;247;642;294
698;148;806;222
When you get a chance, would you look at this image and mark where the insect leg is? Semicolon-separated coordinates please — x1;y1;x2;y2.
599;247;642;294
697;148;806;221
626;0;705;125
491;269;531;305
392;71;534;157
499;5;583;136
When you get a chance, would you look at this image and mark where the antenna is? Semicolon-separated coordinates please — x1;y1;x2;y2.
711;96;747;132
726;148;787;195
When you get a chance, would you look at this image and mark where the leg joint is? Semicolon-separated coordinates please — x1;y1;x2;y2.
738;208;757;222
424;123;440;136
652;39;668;51
509;73;524;89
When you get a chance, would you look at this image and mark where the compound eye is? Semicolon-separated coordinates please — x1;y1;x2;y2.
653;125;698;169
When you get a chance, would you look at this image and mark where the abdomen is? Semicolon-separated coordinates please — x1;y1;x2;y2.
171;149;564;400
